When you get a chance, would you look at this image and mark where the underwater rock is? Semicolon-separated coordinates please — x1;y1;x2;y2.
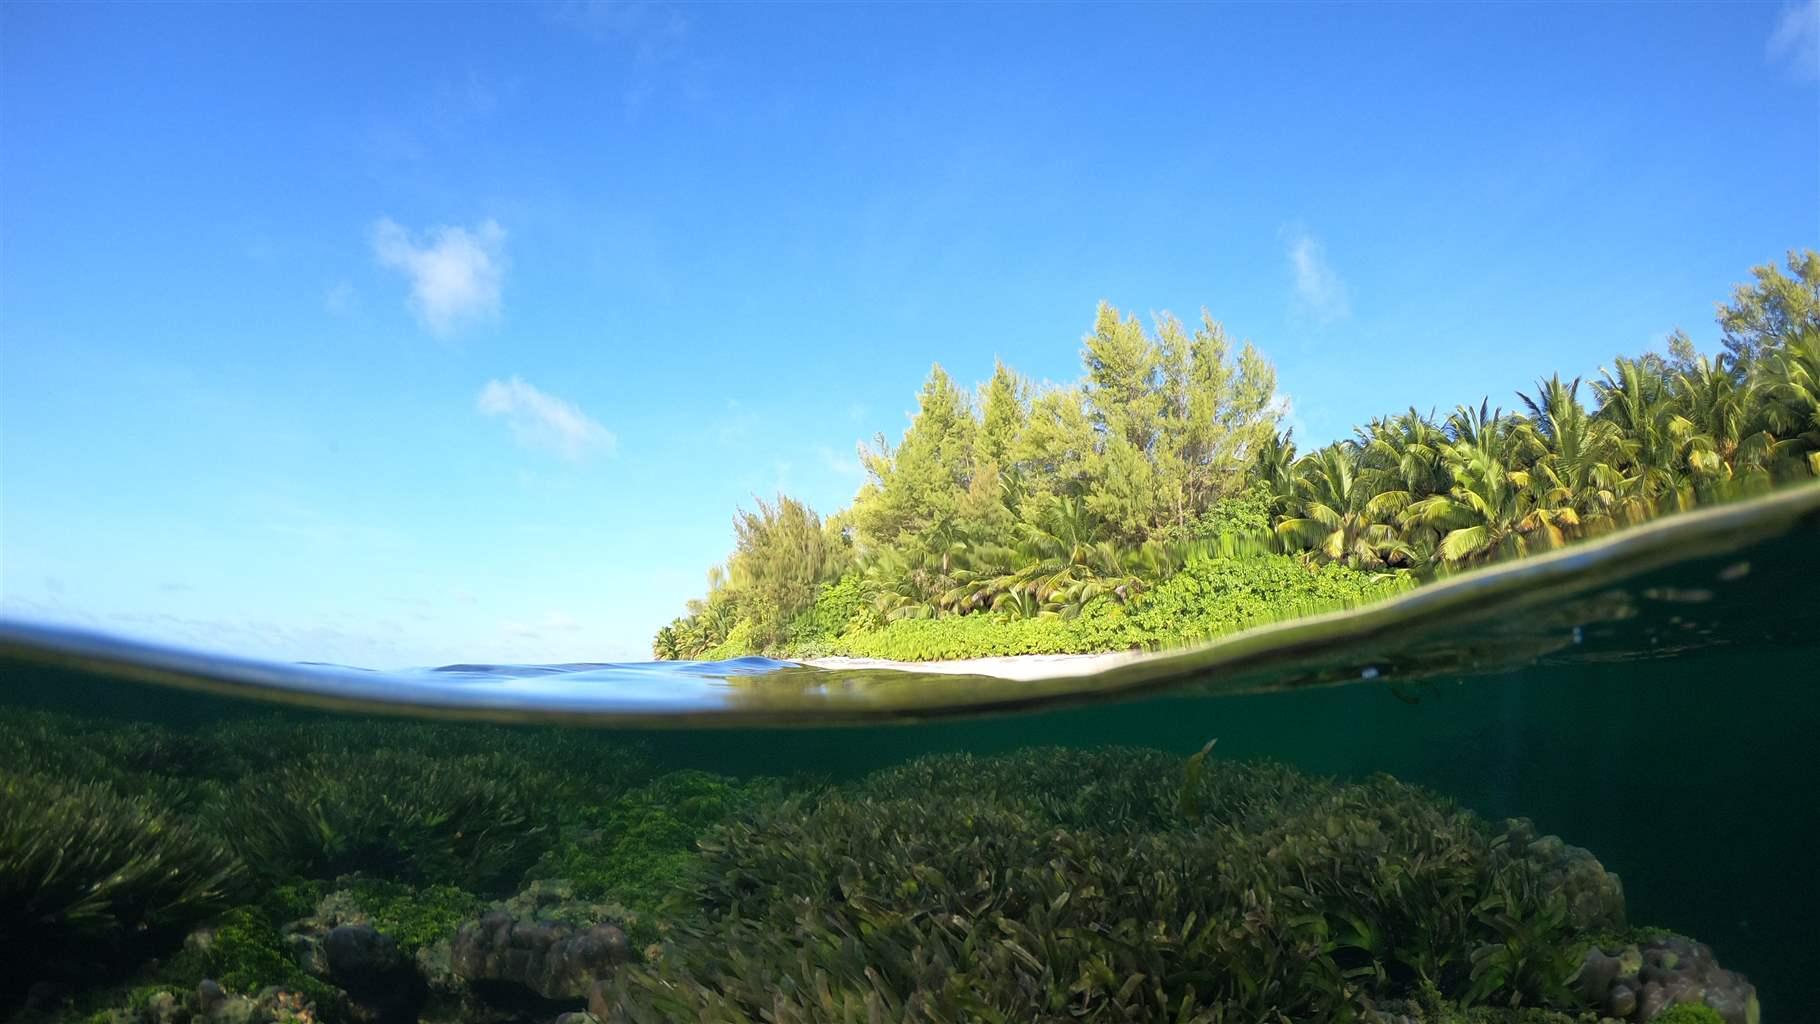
1572;936;1758;1024
1609;983;1637;1018
1496;817;1626;930
448;884;631;1004
143;990;181;1024
323;923;425;1021
195;979;227;1016
585;979;612;1021
450;910;629;1001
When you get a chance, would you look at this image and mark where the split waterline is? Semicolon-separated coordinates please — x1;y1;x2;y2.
2;485;1815;1021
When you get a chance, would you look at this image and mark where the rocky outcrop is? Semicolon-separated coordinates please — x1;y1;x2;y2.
1573;935;1760;1024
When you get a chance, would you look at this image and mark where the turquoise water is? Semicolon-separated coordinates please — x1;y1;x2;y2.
2;487;1815;1022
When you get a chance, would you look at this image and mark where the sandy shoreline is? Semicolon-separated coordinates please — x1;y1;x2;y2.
801;650;1150;681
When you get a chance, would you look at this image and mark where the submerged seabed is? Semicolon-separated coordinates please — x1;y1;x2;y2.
1;486;1817;1023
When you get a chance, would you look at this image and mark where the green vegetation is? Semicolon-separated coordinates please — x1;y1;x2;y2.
529;769;798;932
340;878;484;953
0;712;668;1014
1652;1004;1726;1024
4;709;1752;1024
598;747;1620;1022
222;749;557;895
0;769;244;998
656;251;1820;660
152;905;341;1007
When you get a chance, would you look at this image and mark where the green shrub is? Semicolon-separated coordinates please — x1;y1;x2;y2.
797;553;1410;661
1126;554;1412;648
699;618;758;660
789;572;869;648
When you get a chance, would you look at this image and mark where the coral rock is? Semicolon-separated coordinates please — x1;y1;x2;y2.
451;910;630;1001
1498;817;1626;930
1571;935;1757;1024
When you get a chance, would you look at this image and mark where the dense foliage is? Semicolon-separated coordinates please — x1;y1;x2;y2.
656;251;1820;661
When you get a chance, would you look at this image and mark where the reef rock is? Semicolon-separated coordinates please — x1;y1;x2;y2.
450;912;629;1001
1573;935;1759;1024
450;880;631;1001
1495;817;1626;930
323;924;425;1022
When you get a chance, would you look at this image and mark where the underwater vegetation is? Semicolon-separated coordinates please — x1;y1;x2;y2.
602;748;1636;1021
0;711;1761;1024
0;770;244;1002
222;750;558;895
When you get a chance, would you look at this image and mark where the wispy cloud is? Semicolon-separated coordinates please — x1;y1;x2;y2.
1286;230;1350;324
372;217;506;334
1268;391;1310;445
817;443;864;479
477;377;616;461
1769;0;1820;79
324;281;358;317
503;610;585;640
552;1;695;112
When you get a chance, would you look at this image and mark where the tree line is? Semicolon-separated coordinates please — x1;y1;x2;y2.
655;251;1820;661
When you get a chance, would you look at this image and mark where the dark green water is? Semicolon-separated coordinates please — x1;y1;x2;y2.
2;488;1815;1023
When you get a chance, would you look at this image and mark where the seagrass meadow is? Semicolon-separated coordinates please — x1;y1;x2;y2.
1;486;1816;1024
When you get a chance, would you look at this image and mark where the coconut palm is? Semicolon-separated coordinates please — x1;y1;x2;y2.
1249;428;1300;517
1404;437;1580;567
1275;445;1415;569
1592;358;1689;519
1515;375;1626;536
1755;328;1820;475
652;625;684;660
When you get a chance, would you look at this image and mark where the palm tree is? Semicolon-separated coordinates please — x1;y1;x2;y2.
1275;445;1414;569
1249;428;1300;517
1404;435;1579;567
652;624;684;660
1515;375;1626;536
1354;408;1450;560
1756;328;1820;476
1592;358;1688;519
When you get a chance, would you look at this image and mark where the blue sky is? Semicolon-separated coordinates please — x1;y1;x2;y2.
2;2;1816;667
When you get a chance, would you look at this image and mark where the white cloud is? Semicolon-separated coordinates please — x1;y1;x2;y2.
1287;230;1350;324
1769;0;1820;78
372;217;506;334
477;377;616;461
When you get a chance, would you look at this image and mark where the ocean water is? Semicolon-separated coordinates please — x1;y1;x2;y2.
2;485;1815;1023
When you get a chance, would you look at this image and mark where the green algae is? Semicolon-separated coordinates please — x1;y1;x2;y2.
1651;1005;1726;1024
